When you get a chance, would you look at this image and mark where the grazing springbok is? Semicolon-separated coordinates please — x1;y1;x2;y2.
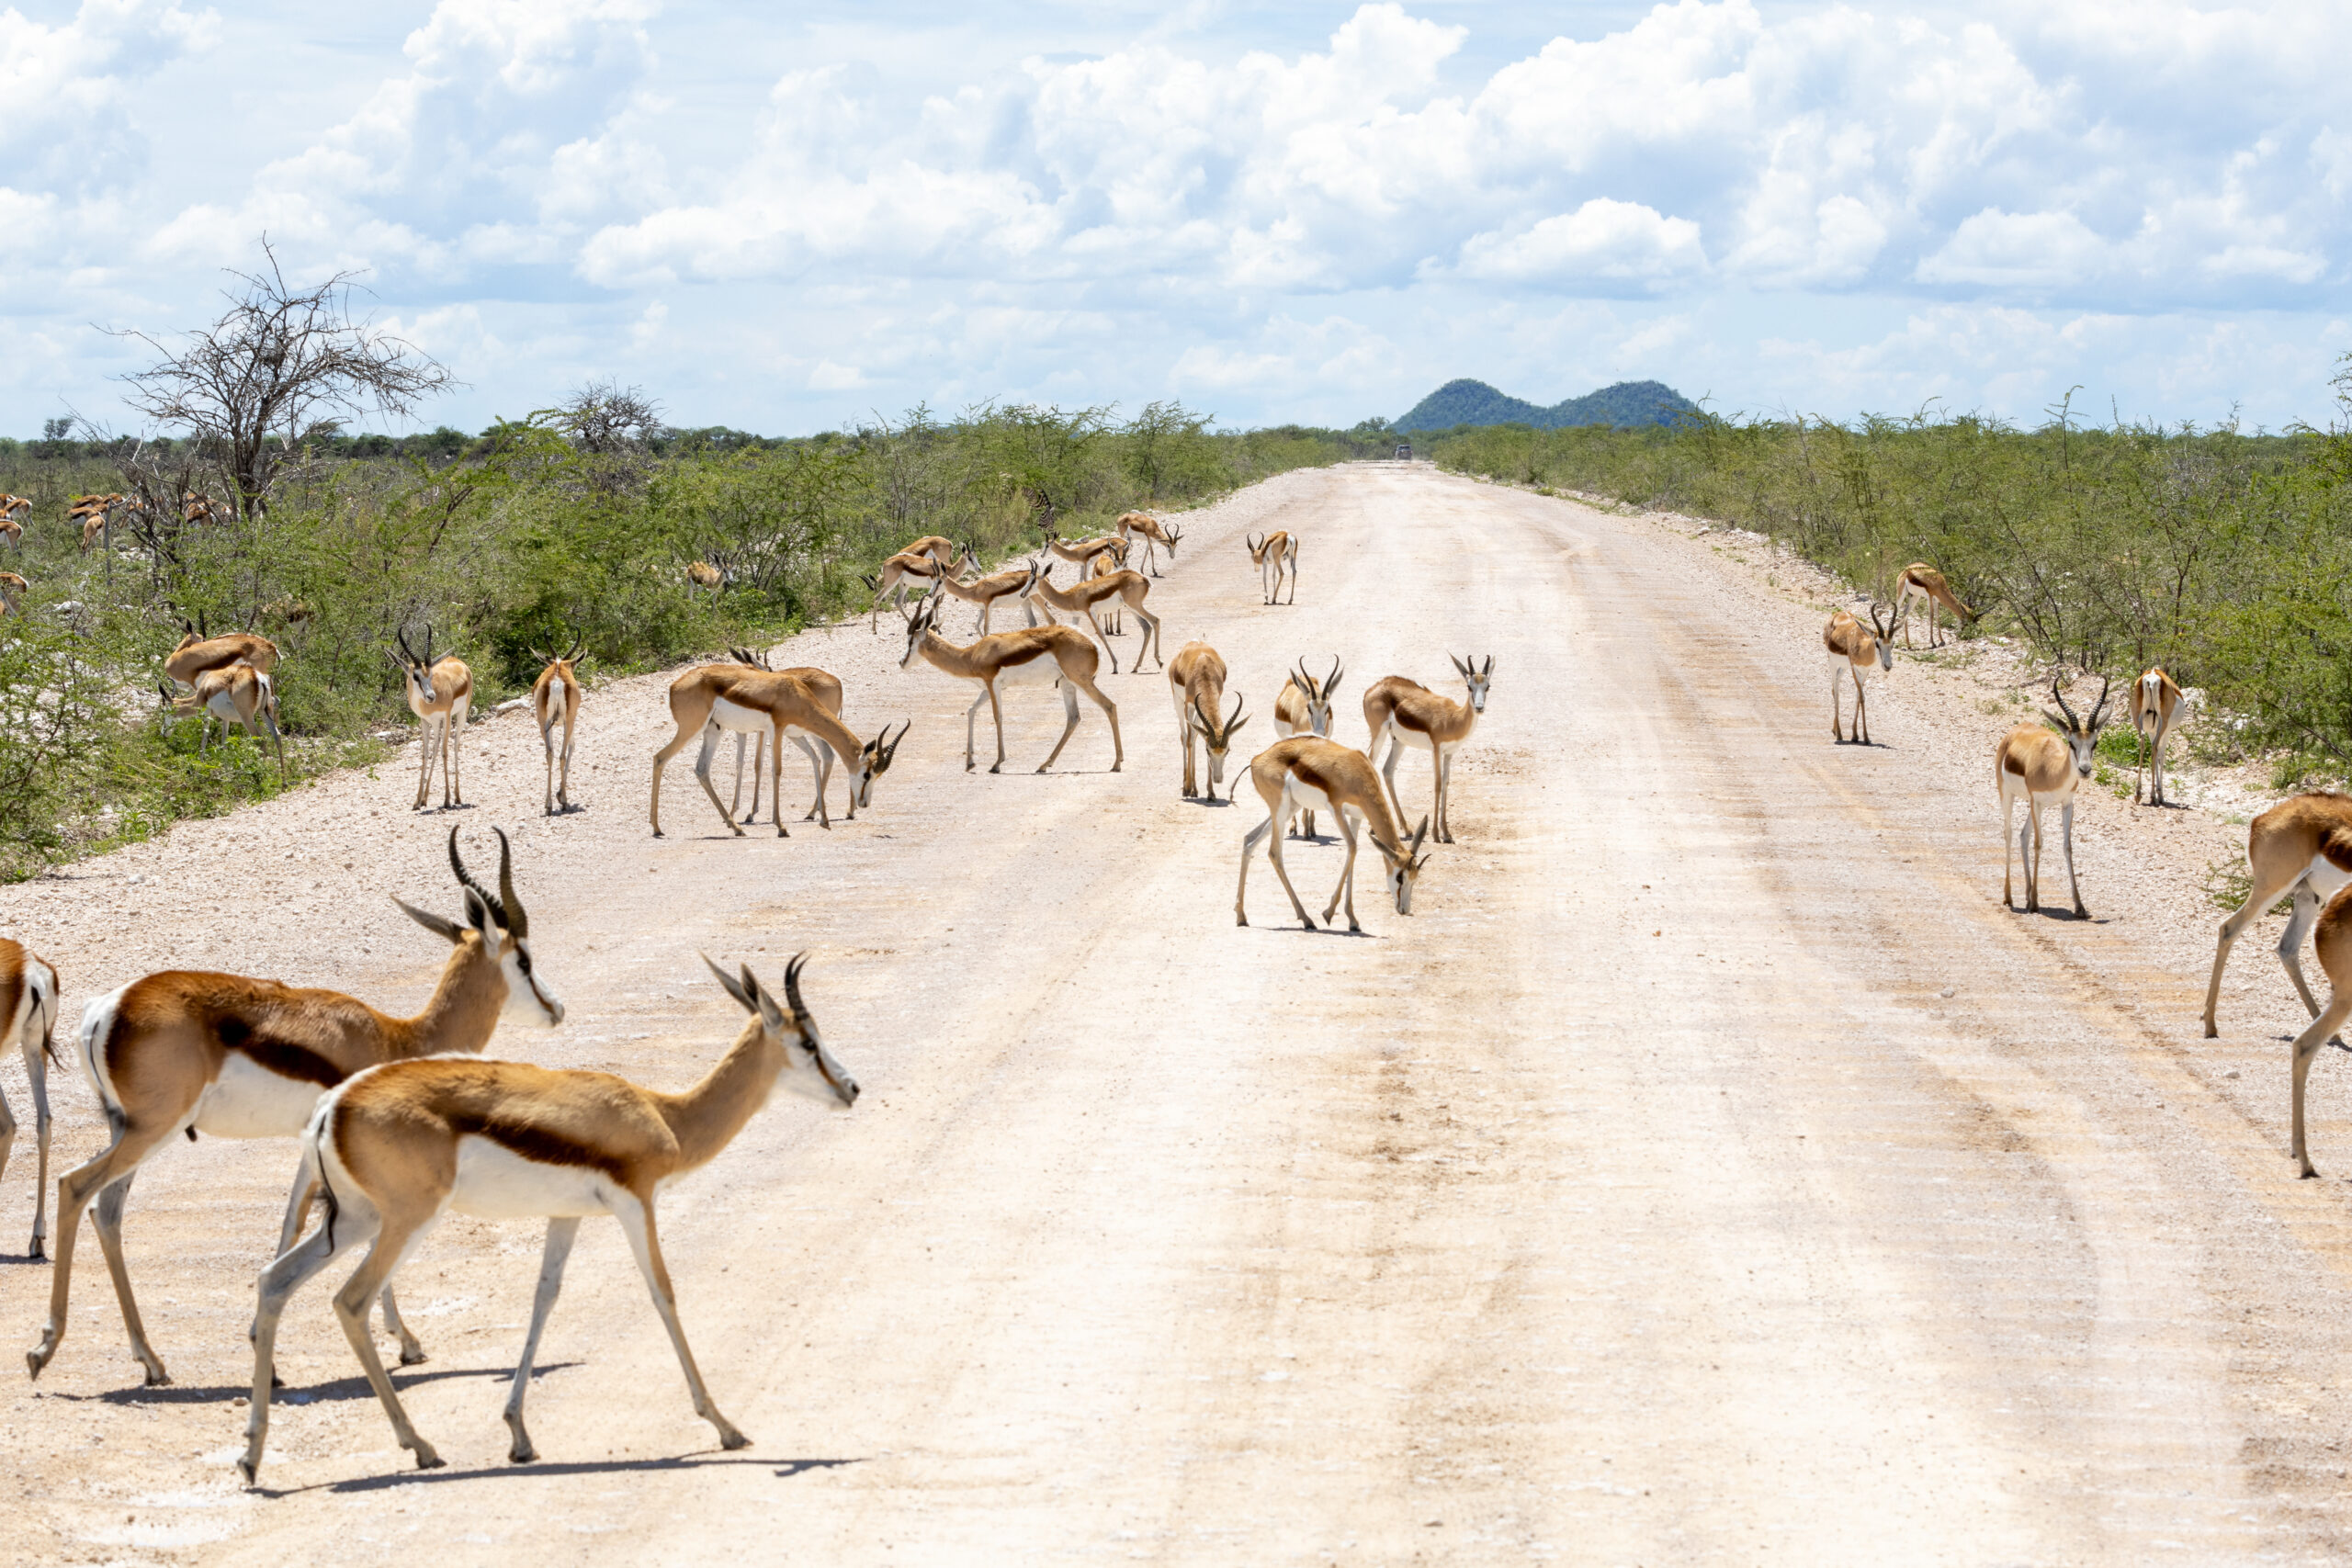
0;494;28;546
899;592;1122;773
164;626;279;687
0;939;61;1258
1996;678;2111;918
1114;512;1183;577
930;552;1046;637
2201;793;2352;1039
650;664;900;838
1246;531;1298;604
898;534;959;570
26;830;562;1387
156;664;286;781
71;493;125;552
390;626;473;810
2131;666;2188;806
1237;738;1432;932
1274;658;1344;839
1824;604;1894;744
1895;563;1976;649
0;572;24;615
708;649;902;828
863;549;956;631
1023;558;1165;673
240;953;855;1483
181;491;221;526
1167;641;1250;799
1363;656;1495;845
530;641;586;816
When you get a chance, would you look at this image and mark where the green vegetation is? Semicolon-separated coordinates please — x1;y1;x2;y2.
0;398;1378;878
1427;369;2352;784
1391;378;1699;433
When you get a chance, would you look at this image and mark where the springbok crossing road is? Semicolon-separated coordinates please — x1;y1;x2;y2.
5;464;2352;1564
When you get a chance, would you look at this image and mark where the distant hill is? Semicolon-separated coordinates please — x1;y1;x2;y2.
1392;378;1699;433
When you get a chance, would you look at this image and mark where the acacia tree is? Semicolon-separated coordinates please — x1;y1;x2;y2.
115;241;456;521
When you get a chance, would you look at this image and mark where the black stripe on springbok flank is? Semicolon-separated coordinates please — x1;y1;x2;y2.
2322;828;2352;874
446;1110;632;1186
213;1016;345;1088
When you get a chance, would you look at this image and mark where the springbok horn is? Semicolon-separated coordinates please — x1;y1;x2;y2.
2089;676;2113;727
447;827;492;919
783;952;812;1022
2051;678;2081;730
1482;654;1494;676
494;827;526;939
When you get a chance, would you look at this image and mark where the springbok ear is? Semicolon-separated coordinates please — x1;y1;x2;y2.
751;969;789;1034
1450;653;1470;677
460;886;502;937
391;895;464;944
702;953;756;1012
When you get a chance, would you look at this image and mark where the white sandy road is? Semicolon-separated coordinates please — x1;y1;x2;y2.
4;465;2352;1563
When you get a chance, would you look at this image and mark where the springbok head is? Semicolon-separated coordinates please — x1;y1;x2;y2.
1188;693;1251;795
702;952;858;1110
529;639;588;674
1159;521;1183;556
2043;677;2113;778
1373;816;1434;914
1449;653;1497;713
392;828;564;1027
854;721;913;807
899;591;945;668
390;625;442;704
1291;657;1344;736
1245;533;1265;562
1867;604;1894;671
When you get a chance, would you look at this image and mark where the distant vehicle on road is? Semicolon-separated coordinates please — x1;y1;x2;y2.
1393;443;1412;460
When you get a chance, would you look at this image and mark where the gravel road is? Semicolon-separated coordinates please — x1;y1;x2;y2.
4;463;2351;1564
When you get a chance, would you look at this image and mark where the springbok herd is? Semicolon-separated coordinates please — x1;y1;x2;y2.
1830;562;2352;1178
0;507;1498;1485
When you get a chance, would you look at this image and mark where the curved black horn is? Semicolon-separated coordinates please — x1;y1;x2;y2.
782;952;812;1021
2050;678;2081;730
2089;676;2113;727
495;827;526;939
447;827;493;918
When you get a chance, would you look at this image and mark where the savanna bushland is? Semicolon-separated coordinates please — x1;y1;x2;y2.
0;262;1382;876
1424;367;2352;788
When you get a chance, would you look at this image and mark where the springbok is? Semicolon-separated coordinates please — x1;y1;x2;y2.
1114;512;1183;577
1363;656;1495;845
156;664;286;781
899;592;1122;773
25;829;562;1387
1022;558;1165;673
1895;563;1976;649
863;549;956;631
2131;667;2187;806
1824;604;1894;744
1167;641;1250;799
1274;658;1344;839
71;493;125;552
181;491;221;526
239;953;854;1483
709;649;898;828
390;626;473;811
0;494;28;546
1237;738;1431;932
899;534;959;570
650;664;901;837
164;626;280;687
930;552;1046;637
1246;532;1298;605
1042;526;1130;579
685;553;734;597
2201;793;2352;1039
0;572;24;615
530;642;586;816
1996;678;2111;918
0;939;60;1258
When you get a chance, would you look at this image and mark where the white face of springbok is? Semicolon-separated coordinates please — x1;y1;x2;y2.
702;953;859;1109
2043;678;2113;780
1374;817;1434;914
393;626;441;705
1450;654;1497;714
1291;658;1343;737
854;722;910;807
1187;694;1251;795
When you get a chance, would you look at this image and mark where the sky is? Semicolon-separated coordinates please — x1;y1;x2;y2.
1;0;2346;435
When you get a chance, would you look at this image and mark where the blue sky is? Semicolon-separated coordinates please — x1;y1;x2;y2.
1;0;2346;435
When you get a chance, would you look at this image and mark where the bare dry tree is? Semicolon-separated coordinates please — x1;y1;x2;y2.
111;239;457;521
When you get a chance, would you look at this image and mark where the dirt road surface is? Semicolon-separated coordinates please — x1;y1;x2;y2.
6;464;2352;1564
